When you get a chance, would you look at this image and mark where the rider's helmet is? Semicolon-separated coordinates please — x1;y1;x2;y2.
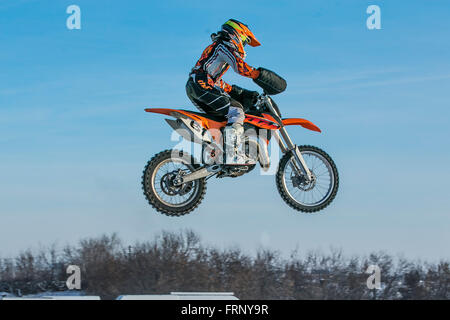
219;19;261;58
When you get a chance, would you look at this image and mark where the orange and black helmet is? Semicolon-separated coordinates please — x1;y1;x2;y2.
222;19;261;48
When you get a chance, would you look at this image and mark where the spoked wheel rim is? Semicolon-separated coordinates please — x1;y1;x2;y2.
151;158;199;208
282;151;335;207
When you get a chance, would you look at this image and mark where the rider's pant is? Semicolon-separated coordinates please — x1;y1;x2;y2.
186;76;245;125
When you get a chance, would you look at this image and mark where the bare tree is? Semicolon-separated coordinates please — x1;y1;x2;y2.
0;230;448;300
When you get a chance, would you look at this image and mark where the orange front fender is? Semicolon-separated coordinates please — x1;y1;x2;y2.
282;118;321;133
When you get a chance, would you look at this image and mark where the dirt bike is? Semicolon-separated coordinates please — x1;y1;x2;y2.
142;69;339;216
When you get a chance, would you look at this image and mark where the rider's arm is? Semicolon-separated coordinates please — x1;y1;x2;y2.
218;45;260;79
232;56;260;79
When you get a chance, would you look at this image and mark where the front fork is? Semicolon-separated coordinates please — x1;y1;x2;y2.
273;128;313;182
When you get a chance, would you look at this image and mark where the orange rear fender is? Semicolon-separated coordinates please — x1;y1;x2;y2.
145;108;226;131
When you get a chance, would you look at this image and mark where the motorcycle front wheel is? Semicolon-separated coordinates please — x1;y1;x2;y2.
142;149;207;216
276;145;339;213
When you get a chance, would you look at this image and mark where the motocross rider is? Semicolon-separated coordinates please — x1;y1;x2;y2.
186;19;262;165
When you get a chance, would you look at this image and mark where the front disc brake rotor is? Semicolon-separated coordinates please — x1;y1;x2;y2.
291;170;317;192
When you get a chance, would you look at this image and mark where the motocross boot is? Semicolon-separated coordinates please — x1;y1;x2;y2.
224;123;255;165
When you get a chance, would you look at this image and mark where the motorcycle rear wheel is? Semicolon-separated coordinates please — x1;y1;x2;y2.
276;145;339;213
142;149;207;216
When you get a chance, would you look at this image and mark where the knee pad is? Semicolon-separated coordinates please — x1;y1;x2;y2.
226;106;245;124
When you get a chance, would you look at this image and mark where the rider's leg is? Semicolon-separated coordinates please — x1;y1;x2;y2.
224;103;251;165
186;77;230;115
186;77;252;164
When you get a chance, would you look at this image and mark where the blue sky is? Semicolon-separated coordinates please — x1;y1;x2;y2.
1;0;449;261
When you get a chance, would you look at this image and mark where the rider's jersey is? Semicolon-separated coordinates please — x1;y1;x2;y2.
190;39;260;93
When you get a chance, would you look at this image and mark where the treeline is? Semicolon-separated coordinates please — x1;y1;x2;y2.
0;230;448;300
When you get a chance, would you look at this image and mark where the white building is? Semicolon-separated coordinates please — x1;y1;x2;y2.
117;292;239;300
